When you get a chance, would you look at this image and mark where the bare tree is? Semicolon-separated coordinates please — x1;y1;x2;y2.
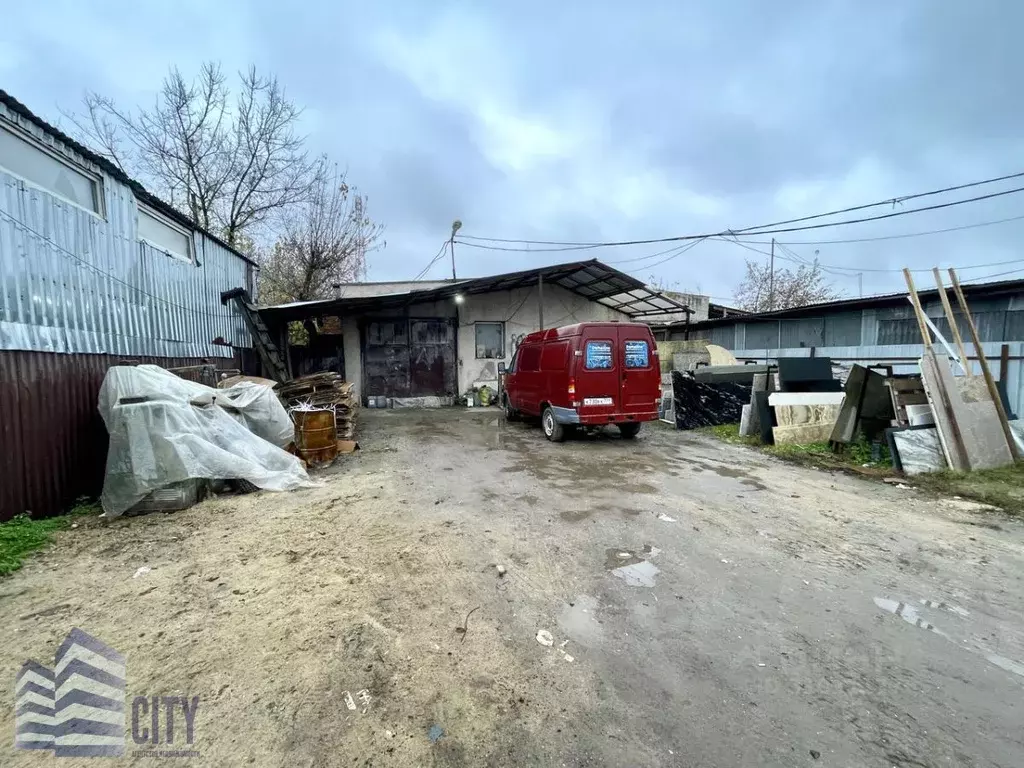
64;62;321;247
733;258;842;312
258;165;385;304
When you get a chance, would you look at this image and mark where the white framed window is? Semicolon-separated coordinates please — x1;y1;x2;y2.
0;120;103;215
475;322;504;358
139;206;193;263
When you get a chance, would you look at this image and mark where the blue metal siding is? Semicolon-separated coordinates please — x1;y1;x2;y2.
0;103;249;358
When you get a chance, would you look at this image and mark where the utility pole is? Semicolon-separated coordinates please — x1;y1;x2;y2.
450;219;462;279
768;237;775;311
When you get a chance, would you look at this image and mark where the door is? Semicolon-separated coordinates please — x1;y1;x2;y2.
516;343;543;415
618;330;657;413
575;330;618;419
410;319;456;396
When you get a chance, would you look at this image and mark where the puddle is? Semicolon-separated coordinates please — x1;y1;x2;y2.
874;596;1024;679
987;655;1024;678
919;598;970;618
873;597;948;637
611;560;660;587
558;595;604;645
605;545;660;587
674;457;767;491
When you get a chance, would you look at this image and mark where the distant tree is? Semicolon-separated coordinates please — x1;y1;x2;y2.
733;258;841;312
64;62;322;247
258;165;385;305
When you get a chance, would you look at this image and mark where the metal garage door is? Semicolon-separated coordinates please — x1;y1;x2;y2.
362;318;456;399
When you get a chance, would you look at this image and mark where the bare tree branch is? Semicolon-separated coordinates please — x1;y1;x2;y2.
61;62;326;249
733;258;843;312
258;163;385;304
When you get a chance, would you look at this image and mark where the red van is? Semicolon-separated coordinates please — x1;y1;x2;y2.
499;322;661;441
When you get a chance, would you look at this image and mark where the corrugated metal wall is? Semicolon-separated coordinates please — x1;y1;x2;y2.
0;100;250;358
0;350;242;522
0;101;256;521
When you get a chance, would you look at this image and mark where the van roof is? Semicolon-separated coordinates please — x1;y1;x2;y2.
521;321;653;344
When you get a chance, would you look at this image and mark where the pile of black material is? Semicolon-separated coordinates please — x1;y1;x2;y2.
672;371;751;430
777;357;841;392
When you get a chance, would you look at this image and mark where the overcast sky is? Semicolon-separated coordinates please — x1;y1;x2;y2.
4;1;1023;301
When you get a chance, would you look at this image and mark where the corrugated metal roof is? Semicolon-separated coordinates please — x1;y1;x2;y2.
681;277;1024;331
257;259;691;322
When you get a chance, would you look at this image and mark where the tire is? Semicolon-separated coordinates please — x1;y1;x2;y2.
503;394;519;421
618;422;642;439
542;407;566;442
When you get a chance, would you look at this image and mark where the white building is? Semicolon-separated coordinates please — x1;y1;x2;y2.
258;260;690;403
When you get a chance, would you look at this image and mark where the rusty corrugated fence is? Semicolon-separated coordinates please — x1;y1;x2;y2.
0;350;241;522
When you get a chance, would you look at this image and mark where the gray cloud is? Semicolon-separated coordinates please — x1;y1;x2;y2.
3;0;1023;300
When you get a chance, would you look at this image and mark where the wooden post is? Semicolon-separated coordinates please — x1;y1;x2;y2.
902;268;932;347
947;268;1020;460
1000;344;1010;386
932;267;973;377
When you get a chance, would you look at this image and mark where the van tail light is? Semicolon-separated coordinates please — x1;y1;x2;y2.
568;378;576;395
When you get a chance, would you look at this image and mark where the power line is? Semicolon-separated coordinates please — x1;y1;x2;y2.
0;208;242;321
733;213;1024;246
413;240;450;280
454;184;1024;253
457;170;1024;248
718;233;1024;275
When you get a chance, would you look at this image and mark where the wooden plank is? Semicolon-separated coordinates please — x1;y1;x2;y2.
902;268;932;347
948;268;1020;461
932;268;973;378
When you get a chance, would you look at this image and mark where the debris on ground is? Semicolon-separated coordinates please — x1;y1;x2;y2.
496;564;507;577
428;724;445;743
536;629;554;646
132;566;151;578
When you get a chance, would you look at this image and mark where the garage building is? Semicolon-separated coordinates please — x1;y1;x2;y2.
257;260;690;404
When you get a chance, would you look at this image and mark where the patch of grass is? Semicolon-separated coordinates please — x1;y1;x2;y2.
0;498;99;577
698;424;892;475
912;463;1024;515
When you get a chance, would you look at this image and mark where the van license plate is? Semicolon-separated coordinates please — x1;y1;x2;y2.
583;397;613;406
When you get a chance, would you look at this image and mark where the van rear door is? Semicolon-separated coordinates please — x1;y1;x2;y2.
618;328;657;414
574;328;619;418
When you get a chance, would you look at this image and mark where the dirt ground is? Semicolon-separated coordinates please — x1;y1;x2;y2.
2;409;1024;767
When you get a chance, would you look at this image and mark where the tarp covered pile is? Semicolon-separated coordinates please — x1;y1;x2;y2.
98;365;315;517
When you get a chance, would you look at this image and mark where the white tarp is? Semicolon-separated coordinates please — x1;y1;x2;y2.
98;365;316;516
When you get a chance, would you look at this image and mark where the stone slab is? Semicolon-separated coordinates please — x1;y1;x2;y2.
768;392;845;407
890;427;946;475
772;422;836;445
920;349;1011;471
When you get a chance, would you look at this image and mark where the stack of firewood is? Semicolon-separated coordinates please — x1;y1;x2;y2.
277;373;358;439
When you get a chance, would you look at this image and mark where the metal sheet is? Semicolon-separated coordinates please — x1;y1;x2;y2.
0;349;243;522
0;100;251;359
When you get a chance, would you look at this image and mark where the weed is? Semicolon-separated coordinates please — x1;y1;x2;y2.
0;498;99;577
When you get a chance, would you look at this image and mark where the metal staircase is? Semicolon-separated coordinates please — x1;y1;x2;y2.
220;288;291;383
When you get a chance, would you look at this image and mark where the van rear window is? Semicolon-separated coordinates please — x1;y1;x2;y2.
585;341;613;369
624;340;650;368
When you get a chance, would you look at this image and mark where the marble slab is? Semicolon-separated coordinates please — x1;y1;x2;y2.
892;427;946;475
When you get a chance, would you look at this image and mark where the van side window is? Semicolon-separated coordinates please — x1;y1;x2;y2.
624;340;650;368
584;341;613;369
541;341;569;371
507;349;519;373
518;344;541;372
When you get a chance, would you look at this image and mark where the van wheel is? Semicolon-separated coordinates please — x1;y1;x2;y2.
503;394;519;421
618;422;642;439
542;407;565;442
